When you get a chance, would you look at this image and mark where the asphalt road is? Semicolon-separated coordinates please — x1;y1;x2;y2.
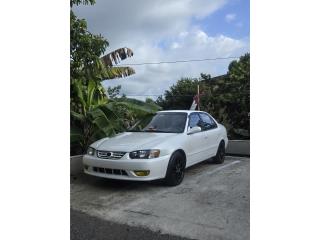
71;156;249;240
71;209;194;240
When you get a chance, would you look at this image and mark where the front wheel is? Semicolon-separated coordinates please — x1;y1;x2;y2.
164;152;185;186
211;142;225;164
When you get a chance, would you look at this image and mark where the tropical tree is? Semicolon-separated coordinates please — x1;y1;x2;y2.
156;78;204;110
71;80;160;154
70;0;135;113
215;53;250;138
107;85;122;99
70;0;158;154
70;80;120;153
156;53;250;139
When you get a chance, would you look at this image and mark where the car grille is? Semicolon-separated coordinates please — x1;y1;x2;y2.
96;150;126;160
92;167;128;176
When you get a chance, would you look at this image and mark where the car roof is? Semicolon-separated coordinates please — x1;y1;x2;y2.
157;110;207;114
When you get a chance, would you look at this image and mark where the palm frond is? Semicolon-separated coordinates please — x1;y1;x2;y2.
112;100;157;118
90;106;124;135
70;126;84;143
73;80;87;112
71;111;85;122
118;98;161;112
101;47;134;67
102;66;135;79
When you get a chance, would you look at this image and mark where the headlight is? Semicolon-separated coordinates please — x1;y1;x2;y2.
87;147;95;156
129;149;160;159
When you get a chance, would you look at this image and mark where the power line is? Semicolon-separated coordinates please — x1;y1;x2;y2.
124;94;194;97
119;92;248;97
117;56;239;66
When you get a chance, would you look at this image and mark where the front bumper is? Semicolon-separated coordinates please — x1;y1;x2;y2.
82;153;171;181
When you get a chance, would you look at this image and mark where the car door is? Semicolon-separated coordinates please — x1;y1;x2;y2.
198;112;220;159
185;113;208;167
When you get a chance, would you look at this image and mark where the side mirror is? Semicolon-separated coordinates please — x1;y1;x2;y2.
187;126;201;135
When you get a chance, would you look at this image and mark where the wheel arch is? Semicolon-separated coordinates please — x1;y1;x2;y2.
175;149;187;166
167;149;187;169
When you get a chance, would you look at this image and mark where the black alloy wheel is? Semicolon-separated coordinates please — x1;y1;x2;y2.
164;152;185;186
211;142;225;164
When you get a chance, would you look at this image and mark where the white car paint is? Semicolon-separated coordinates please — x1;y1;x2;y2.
83;110;228;181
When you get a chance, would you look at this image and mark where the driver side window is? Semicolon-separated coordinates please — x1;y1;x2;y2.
199;113;216;130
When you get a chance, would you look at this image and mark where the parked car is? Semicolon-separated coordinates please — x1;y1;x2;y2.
83;110;228;186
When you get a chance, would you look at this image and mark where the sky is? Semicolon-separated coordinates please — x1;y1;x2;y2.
74;0;250;100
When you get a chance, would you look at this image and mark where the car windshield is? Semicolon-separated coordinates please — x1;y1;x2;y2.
127;112;187;133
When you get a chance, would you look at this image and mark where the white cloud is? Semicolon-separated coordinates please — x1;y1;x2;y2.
73;1;249;100
170;42;181;49
74;0;228;49
102;30;249;100
225;13;236;23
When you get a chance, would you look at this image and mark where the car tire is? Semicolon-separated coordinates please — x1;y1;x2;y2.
164;151;185;186
211;141;225;164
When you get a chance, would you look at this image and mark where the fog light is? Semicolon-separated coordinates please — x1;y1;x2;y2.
134;170;150;176
84;165;89;170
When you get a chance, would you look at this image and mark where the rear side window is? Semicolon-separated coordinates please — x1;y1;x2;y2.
199;113;217;130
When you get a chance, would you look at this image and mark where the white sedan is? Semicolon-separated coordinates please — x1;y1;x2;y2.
83;110;228;186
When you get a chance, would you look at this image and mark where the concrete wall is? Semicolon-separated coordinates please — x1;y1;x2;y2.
70;155;83;175
226;140;250;156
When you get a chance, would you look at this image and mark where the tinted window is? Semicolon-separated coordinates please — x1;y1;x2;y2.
199;113;217;130
128;112;187;133
188;113;201;128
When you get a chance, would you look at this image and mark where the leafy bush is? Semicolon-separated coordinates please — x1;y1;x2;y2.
156;53;250;139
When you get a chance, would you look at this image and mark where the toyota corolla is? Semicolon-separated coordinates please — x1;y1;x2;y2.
83;110;228;186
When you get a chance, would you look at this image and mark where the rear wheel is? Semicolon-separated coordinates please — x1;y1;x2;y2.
164;152;185;186
211;141;225;164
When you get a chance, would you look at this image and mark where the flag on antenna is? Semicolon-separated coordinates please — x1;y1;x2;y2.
189;92;204;110
190;96;198;110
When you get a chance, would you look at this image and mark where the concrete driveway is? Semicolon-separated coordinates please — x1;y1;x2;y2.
71;156;249;240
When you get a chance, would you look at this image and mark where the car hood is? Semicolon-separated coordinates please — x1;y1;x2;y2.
92;132;177;152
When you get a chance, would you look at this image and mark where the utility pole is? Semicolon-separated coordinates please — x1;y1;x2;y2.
197;84;200;111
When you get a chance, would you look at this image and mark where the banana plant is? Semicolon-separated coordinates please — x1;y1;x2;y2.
70;80;160;154
70;1;142;154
